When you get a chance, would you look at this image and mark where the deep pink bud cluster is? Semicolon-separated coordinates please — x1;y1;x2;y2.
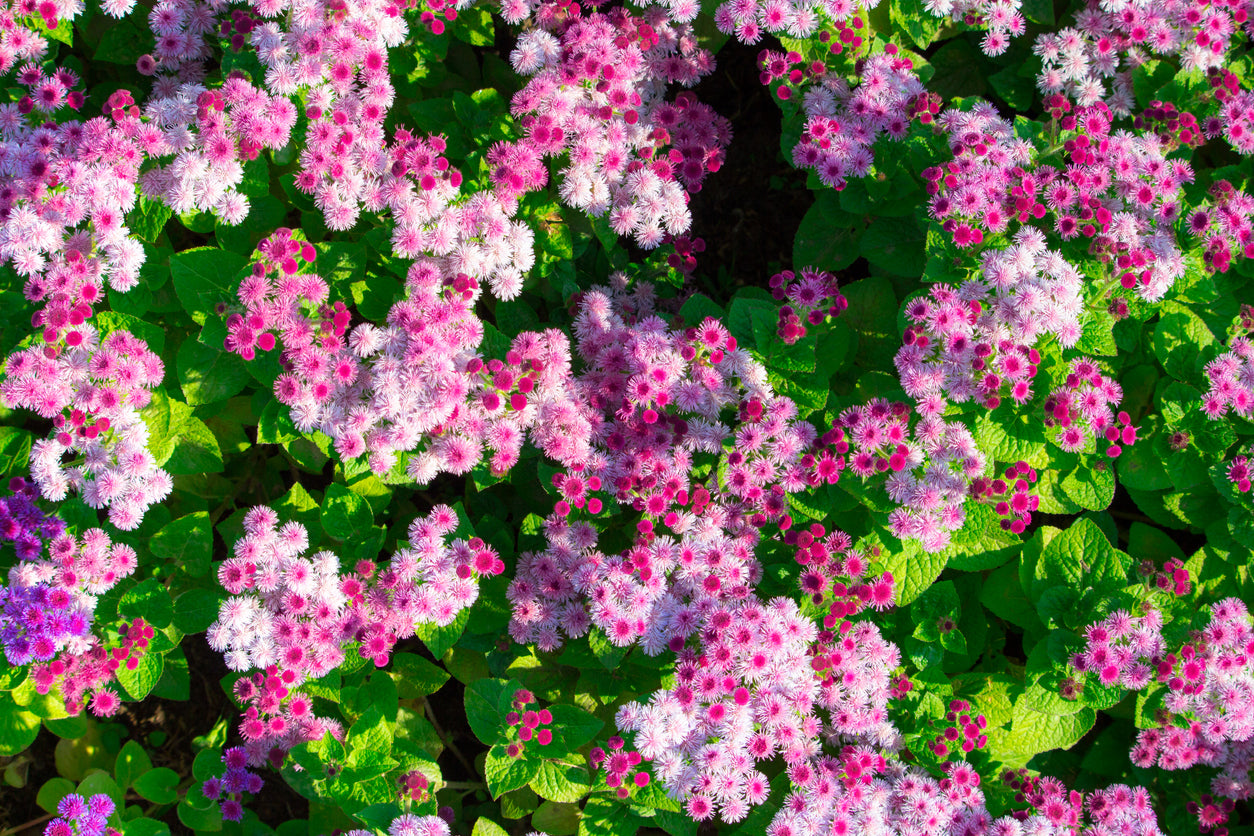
397;769;431;803
927;699;989;758
1136;555;1192;596
504;688;555;757
786;525;894;617
30;610;150;718
971;460;1039;534
768;268;847;345
1228;453;1252;493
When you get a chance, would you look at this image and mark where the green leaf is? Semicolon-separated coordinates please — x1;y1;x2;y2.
151;512;212;578
532;801;580;836
169;248;248;325
173;589;224;634
473;818;511;836
117;652;165;702
860;216;926;277
166;415;224;475
1032;519;1129;604
994;704;1096;767
36;777;77;813
1060;459;1116;511
415;607;470;659
529;760;591;803
178;339;249;405
874;536;948;606
123;819;171;836
118;578;174;629
544;705;604;755
115;740;153;790
77;772;123;808
390;653;450;698
890;0;947;49
348;705;392;758
321;484;373;541
579;797;647;836
464;678;521;746
794;191;863;272
484;744;541;798
132;767;179;804
1151;304;1215;379
980;563;1040;632
178;788;222;832
128;197;174;244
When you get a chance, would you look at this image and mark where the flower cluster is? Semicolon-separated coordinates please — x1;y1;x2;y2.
1044;358;1137;456
715;0;869;42
208;504;501;764
138;77;297;223
228;230;587;480
202;746;265;822
768;267;847;345
509;280;820;649
929;103;1191;301
41;793;119;836
1031;0;1253;114
0;477;66;560
1189;181;1254;275
1202;334;1254;419
1004;772;1166;836
925;0;1025;55
898;230;1082;407
502;8;728;247
789;47;925;191
2;523;140;710
615;597;823;823
1071;606;1165;689
590;735;651;798
1130;598;1254;773
5;327;170;528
